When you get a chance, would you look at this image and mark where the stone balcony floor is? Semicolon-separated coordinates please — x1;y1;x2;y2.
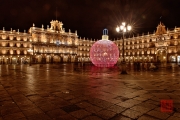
0;63;180;120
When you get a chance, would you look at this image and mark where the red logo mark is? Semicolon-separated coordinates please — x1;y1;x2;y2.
161;100;173;112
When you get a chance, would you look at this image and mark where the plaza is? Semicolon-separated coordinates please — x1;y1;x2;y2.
0;0;180;120
0;63;180;120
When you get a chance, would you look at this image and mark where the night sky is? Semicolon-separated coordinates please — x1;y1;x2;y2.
0;0;180;40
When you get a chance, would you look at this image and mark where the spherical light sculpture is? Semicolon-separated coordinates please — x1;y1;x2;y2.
90;29;119;67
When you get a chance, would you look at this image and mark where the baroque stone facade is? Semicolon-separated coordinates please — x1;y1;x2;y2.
0;20;79;64
114;22;180;63
0;21;180;64
79;22;180;63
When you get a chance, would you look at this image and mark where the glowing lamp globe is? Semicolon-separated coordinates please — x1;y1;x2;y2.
90;29;119;67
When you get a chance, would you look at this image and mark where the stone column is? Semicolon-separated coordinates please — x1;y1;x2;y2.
176;54;178;63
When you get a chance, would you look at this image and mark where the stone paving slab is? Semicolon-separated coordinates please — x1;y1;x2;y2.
0;64;180;120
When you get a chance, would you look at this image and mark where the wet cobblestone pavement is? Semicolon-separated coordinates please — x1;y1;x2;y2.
0;63;180;120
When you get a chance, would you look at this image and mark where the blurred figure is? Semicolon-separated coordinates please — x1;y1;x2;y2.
147;63;151;70
137;62;140;71
134;62;137;71
144;63;147;71
149;63;158;70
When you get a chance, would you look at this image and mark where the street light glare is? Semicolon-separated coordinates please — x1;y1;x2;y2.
116;23;131;33
123;28;126;32
127;25;132;31
115;21;131;74
116;26;120;32
120;25;124;30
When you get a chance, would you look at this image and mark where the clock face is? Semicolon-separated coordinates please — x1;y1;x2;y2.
56;40;60;45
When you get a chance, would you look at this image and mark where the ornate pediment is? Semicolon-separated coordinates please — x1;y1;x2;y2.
50;20;63;32
155;22;167;35
155;35;169;47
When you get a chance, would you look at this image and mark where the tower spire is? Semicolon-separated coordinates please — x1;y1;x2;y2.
102;29;109;40
160;16;162;23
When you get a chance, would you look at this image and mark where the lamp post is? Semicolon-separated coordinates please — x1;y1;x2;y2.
27;48;33;66
116;22;132;74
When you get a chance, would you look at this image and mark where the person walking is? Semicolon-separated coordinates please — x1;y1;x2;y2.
134;62;137;71
149;63;157;70
142;62;144;71
147;63;150;70
137;62;140;71
144;63;147;71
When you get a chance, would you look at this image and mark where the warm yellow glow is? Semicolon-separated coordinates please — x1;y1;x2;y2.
23;37;27;41
2;35;7;39
27;49;33;53
23;43;28;47
120;25;124;30
16;36;21;41
2;50;7;54
0;20;178;64
127;25;132;31
10;43;14;47
123;28;126;32
16;43;20;47
17;50;20;54
116;26;120;32
9;35;14;40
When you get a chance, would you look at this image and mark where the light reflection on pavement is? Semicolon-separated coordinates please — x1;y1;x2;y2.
0;63;180;120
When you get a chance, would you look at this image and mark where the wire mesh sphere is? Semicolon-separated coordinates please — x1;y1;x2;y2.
90;40;119;67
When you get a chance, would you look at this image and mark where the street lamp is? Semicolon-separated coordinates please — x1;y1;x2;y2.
27;48;33;66
116;22;132;74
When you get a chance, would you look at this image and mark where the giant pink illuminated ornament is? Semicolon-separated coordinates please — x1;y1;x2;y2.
90;29;119;67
